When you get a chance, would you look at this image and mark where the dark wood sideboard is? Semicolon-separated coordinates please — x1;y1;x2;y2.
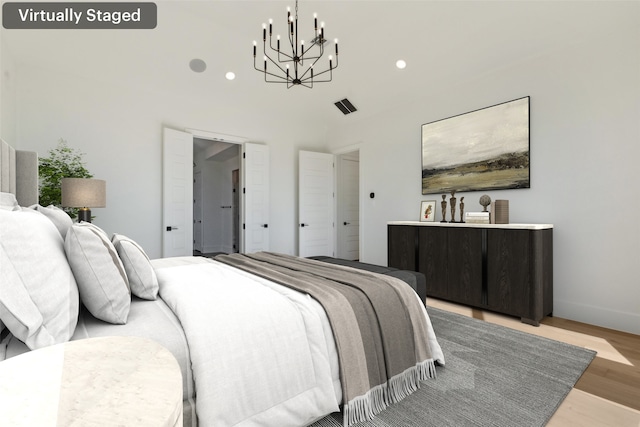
388;221;553;326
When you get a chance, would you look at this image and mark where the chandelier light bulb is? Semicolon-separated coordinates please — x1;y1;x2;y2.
396;59;407;69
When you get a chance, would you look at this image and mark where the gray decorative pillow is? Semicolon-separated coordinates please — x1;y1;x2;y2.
29;204;73;239
112;234;159;300
65;222;131;324
0;192;20;211
0;209;79;349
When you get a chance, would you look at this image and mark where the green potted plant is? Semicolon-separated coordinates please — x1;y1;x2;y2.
38;139;93;219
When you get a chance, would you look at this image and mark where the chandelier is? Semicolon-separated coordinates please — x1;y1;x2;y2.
253;0;339;88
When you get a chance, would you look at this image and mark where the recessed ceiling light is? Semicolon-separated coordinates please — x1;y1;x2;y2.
396;59;407;69
225;72;236;81
189;59;207;73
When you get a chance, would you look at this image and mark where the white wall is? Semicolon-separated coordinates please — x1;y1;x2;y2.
0;35;17;143
8;65;322;259
328;23;640;334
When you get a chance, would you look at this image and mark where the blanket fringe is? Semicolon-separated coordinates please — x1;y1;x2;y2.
343;359;437;426
418;358;437;381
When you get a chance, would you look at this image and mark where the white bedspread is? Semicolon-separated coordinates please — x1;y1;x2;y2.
152;257;340;427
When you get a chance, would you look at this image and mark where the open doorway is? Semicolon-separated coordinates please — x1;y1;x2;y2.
193;138;241;256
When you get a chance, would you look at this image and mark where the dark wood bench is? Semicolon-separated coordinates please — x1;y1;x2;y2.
309;256;427;306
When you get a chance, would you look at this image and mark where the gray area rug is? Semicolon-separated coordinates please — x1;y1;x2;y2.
310;307;596;427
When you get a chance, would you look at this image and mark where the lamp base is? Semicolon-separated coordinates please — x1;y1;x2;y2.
78;208;92;223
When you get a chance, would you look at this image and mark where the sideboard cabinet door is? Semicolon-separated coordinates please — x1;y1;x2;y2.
487;228;553;324
447;228;483;307
486;229;531;317
416;227;482;304
417;227;449;299
387;225;416;271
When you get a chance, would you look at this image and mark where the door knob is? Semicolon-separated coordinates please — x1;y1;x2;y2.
166;226;179;231
300;223;309;227
344;222;350;225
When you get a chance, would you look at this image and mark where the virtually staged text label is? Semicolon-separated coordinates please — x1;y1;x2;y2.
3;2;157;29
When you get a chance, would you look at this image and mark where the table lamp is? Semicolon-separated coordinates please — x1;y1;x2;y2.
61;178;106;223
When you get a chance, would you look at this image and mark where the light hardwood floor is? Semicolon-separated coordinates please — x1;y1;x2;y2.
428;298;640;427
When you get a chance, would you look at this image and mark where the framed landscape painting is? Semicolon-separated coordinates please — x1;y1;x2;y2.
421;96;530;194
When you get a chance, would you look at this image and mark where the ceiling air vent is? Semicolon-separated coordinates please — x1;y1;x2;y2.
334;98;357;115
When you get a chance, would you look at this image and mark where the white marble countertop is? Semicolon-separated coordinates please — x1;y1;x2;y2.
0;336;183;427
388;221;553;230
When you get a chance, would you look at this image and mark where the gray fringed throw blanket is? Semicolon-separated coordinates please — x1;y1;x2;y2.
215;252;437;426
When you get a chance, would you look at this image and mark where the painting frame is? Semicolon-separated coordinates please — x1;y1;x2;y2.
420;200;437;222
421;96;530;195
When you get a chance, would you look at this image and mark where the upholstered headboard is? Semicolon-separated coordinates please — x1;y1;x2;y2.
0;139;38;206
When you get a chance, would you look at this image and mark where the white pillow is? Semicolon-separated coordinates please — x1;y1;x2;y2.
112;234;159;300
0;192;19;211
29;204;73;239
0;209;79;350
65;222;131;324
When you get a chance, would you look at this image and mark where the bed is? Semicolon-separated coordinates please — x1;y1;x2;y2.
0;138;444;427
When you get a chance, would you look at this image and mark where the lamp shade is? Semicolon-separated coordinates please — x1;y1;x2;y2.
61;178;106;208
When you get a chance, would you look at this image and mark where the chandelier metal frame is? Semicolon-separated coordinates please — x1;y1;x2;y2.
253;0;339;88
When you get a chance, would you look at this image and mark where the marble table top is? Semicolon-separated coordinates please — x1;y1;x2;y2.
388;220;553;230
0;336;183;426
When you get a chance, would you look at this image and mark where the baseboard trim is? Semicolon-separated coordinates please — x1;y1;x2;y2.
554;298;640;335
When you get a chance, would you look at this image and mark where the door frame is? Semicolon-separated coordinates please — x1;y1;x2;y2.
186;129;272;254
183;128;250;253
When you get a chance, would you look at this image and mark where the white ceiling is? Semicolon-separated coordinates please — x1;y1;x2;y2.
2;1;624;133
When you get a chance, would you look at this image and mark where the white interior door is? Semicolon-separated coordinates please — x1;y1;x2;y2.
298;151;334;258
241;143;269;253
337;153;360;260
162;128;194;257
